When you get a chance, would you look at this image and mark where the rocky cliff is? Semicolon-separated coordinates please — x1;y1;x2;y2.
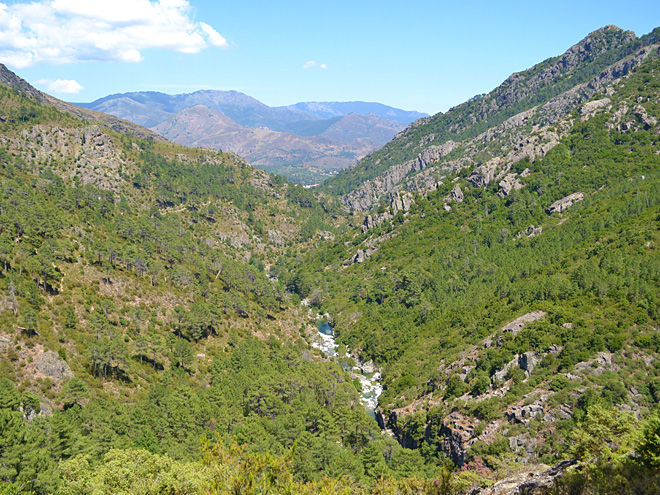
325;26;660;211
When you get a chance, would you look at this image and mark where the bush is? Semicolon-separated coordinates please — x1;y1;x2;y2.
638;414;660;472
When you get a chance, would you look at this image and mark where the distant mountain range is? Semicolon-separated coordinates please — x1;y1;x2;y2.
279;101;428;125
151;105;384;172
74;91;428;183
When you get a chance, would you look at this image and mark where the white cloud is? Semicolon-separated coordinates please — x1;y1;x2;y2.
35;78;85;94
0;0;229;69
303;60;327;70
199;22;227;48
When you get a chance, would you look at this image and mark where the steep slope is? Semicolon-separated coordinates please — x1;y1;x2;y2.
4;25;660;495
280;29;660;478
0;67;430;493
322;26;659;207
0;64;167;142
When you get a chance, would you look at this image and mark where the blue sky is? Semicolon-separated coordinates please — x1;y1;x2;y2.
1;0;659;115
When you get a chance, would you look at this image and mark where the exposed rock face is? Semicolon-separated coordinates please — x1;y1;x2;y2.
517;225;543;239
360;191;413;233
11;124;126;192
468;160;500;187
469;460;577;495
546;192;584;214
633;104;658;128
82;125;113;155
267;229;285;247
501;311;546;336
539;44;657;123
352;247;378;264
361;360;376;374
573;351;619;375
498;173;524;197
343;141;457;211
363;215;375;231
492;357;518;382
446;184;464;203
336;27;658;215
391;191;413;213
34;351;73;381
440;412;474;466
519;351;542;375
354;249;367;264
493;351;542;382
580;97;611;121
485;26;634;115
506;400;546;425
508;434;537;456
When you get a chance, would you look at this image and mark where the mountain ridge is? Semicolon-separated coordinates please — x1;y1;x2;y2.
74;90;426;132
322;25;658;202
151;104;389;173
2;23;660;495
73;89;423;182
280;101;429;125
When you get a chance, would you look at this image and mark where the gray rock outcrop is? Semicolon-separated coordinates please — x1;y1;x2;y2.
519;351;543;375
469;460;577;495
492;357;518;382
363;215;375;231
334;27;659;239
501;311;546;336
267;229;285;247
361;360;376;374
632;104;658;128
343;141;457;211
468;159;500;187
446;184;464;203
505;395;548;425
34;351;73;381
440;412;474;467
498;173;524;197
579;97;611;121
517;225;543;238
390;191;413;213
546;192;584;214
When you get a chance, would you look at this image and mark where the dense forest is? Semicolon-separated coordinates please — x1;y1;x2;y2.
1;25;660;495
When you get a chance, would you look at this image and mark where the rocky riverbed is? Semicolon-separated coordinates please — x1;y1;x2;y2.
311;320;383;417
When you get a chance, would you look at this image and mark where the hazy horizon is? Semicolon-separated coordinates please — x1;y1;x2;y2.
1;0;659;115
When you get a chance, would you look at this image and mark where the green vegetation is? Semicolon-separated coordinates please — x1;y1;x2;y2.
2;25;660;495
322;25;650;196
0;72;429;494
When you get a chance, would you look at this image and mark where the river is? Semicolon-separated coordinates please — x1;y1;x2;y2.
312;320;383;418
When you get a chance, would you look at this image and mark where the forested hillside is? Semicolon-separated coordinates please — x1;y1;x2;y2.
0;69;429;493
2;25;660;495
276;26;660;492
322;26;660;207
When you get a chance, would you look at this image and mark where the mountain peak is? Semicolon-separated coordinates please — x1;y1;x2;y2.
0;63;45;101
576;24;636;50
592;24;623;33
